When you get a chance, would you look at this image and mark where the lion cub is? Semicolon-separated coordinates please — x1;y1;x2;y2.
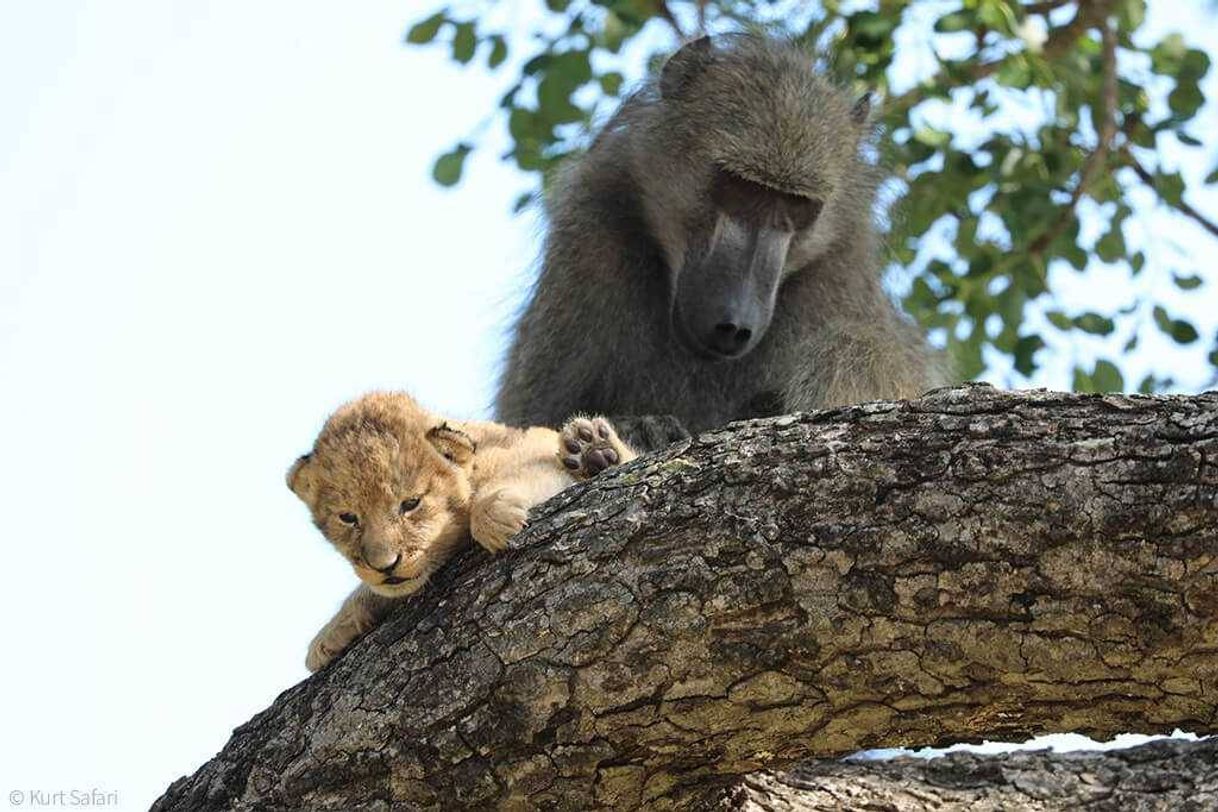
288;391;635;671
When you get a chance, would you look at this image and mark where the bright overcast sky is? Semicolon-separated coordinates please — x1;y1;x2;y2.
0;2;1215;809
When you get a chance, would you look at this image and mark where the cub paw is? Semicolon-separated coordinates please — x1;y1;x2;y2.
470;488;529;553
306;623;357;672
560;416;631;480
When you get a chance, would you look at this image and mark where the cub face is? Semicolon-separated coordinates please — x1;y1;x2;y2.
287;392;476;598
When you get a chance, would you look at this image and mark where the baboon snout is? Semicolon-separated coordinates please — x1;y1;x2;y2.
710;321;754;356
674;218;788;360
678;286;770;359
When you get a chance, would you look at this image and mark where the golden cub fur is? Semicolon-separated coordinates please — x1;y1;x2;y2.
288;391;635;671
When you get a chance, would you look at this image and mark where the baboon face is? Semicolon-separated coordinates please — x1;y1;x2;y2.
649;35;867;361
672;170;823;359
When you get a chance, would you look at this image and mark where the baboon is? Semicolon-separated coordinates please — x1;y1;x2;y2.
496;34;946;446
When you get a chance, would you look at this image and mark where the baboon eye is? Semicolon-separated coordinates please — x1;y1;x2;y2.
399;497;421;514
338;512;359;526
783;196;823;231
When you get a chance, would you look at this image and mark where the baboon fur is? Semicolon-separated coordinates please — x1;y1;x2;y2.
496;34;946;439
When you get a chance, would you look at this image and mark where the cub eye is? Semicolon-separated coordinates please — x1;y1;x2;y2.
338;512;359;526
399;497;421;514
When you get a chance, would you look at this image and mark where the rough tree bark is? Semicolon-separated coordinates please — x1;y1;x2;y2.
734;737;1218;810
155;385;1218;811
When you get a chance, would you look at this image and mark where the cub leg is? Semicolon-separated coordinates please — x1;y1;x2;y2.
306;585;396;672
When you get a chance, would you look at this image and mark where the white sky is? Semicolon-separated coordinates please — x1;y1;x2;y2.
0;2;1214;809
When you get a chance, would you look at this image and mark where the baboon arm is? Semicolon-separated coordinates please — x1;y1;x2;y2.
495;300;619;427
785;321;949;411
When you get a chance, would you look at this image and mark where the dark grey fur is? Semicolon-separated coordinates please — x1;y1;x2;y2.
496;34;946;439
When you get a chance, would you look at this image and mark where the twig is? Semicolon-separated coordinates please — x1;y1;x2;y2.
1124;150;1218;239
1024;0;1075;15
1029;15;1118;257
654;0;685;38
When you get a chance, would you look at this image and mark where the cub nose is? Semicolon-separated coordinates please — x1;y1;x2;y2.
708;321;753;356
363;548;402;573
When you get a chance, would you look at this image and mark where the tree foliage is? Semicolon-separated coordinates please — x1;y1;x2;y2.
405;0;1218;392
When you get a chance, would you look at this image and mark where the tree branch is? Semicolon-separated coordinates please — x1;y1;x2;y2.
1124;149;1218;240
154;385;1218;810
734;738;1218;808
1029;14;1118;258
1023;0;1076;16
653;0;685;39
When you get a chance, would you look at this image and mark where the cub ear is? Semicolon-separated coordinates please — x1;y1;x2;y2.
286;453;314;499
426;424;475;467
660;35;715;100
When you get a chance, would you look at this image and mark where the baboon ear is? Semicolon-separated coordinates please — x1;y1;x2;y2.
851;92;873;126
286;453;314;499
660;36;715;100
426;423;476;467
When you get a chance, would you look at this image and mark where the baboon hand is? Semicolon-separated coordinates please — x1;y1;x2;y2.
606;414;689;454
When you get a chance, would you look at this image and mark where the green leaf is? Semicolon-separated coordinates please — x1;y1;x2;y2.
1074;313;1115;335
599;72;624;96
1182;48;1212;80
405;12;446;45
1130;251;1146;275
1151;34;1188;77
1095;226;1126;263
934;11;974;33
1207;165;1218;185
547;49;592;86
1046;311;1073;331
432;143;471;186
1073;360;1125;394
487;35;508;69
1173;272;1203;290
1153;172;1186;207
1072;366;1092;393
1168;80;1205;118
1153;306;1200;344
1013;335;1045;376
1091;360;1125;393
995;54;1032;89
977;0;1018;35
1118;0;1146;32
1062;242;1089;271
913;127;951;148
850;11;897;42
451;22;477;64
950;320;987;380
